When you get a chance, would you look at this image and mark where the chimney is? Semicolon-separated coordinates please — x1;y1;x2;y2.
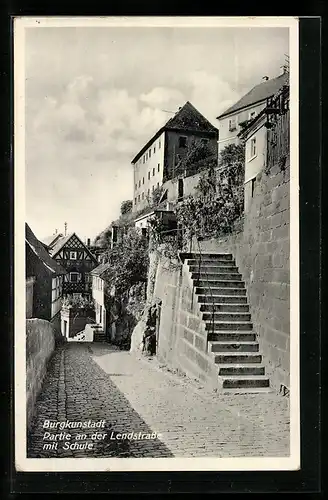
64;222;67;236
87;238;91;247
262;76;269;81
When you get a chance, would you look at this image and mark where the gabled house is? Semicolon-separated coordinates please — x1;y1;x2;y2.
48;232;99;297
238;83;290;212
216;71;289;154
26;223;67;321
131;101;218;213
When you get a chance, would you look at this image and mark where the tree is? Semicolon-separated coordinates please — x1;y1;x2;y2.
176;139;217;177
120;200;133;216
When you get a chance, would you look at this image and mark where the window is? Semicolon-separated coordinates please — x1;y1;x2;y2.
152;167;155;176
135;183;137;190
152;185;155;192
153;146;156;153
147;189;150;197
143;156;145;164
70;272;78;282
149;149;152;158
250;137;257;158
70;251;77;260
138;180;141;188
148;171;150;180
138;194;140;202
142;177;144;185
159;139;161;149
251;178;256;197
146;152;148;160
142;192;144;200
157;182;159;189
229;117;237;131
157;163;160;172
179;136;187;148
134;197;137;204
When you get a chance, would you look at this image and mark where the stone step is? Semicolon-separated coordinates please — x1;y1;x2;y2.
205;321;253;331
209;341;259;352
196;287;247;296
219;364;266;376
182;253;233;261
192;273;243;282
196;280;246;289
213;353;262;364
209;332;256;342
187;259;236;267
222;375;270;389
197;295;248;304
202;311;251;322
189;265;239;273
200;303;249;312
221;387;272;394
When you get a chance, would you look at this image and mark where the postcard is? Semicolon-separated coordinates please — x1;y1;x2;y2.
14;15;300;472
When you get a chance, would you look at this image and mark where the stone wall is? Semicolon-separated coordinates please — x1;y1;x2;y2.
150;254;218;389
191;158;290;391
26;277;35;319
26;319;56;430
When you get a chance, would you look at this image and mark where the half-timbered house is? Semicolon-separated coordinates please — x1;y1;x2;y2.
26;223;67;322
49;232;99;297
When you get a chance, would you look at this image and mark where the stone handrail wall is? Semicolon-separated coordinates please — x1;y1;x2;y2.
26;319;56;430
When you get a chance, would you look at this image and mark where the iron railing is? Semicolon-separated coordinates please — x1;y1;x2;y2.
195;237;216;340
155;226;216;339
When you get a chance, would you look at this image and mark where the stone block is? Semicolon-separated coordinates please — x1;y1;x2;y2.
188;315;202;332
194;334;206;352
182;327;194;345
272;224;289;241
195;351;209;373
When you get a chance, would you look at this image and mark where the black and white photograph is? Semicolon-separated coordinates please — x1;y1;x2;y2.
14;16;299;472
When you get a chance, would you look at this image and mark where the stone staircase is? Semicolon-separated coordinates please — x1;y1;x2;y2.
92;325;106;342
185;252;270;392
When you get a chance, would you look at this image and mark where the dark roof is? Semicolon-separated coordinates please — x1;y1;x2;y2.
50;232;98;263
25;223;67;275
217;73;289;119
132;101;218;164
90;262;111;277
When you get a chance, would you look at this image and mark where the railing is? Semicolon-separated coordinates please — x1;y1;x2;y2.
63;282;92;294
195;237;216;341
153;226;216;338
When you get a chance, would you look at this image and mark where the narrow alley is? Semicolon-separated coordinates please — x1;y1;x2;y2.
27;342;290;459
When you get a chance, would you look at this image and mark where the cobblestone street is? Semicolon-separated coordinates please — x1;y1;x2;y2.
27;342;290;458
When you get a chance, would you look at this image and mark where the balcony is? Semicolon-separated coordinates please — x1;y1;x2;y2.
63;281;92;295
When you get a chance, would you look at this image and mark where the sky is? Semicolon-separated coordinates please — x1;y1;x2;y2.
24;24;289;242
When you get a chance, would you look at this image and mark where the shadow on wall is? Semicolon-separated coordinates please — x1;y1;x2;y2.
26;319;56;431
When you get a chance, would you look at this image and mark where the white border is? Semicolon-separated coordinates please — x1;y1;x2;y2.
14;16;300;472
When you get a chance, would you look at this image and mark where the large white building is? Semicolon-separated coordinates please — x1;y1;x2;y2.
216;71;289;155
131;101;218;213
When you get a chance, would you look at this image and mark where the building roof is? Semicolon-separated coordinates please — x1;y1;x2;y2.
217;72;289;119
131;101;218;164
90;262;111;277
26;223;67;275
41;233;64;248
49;232;99;263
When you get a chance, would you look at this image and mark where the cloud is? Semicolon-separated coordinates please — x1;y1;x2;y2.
140;87;185;108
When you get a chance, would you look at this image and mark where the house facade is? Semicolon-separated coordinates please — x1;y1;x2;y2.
216;72;289;155
238;83;290;212
26;223;67;322
90;263;111;332
131;101;218;213
48;232;99;297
